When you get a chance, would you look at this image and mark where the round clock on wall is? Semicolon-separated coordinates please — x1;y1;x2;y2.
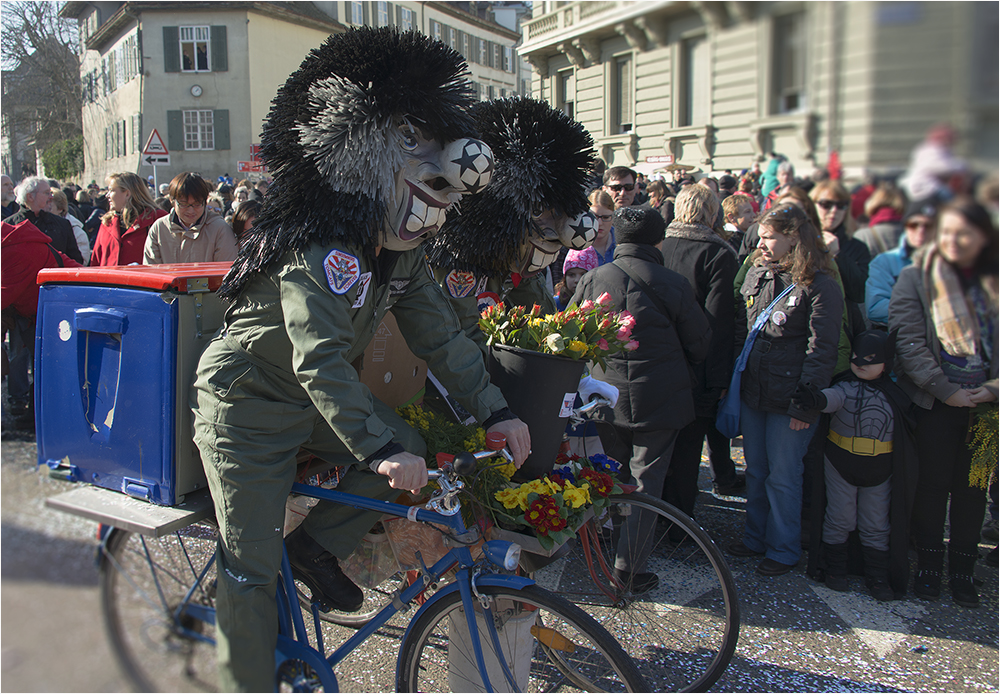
190;84;203;97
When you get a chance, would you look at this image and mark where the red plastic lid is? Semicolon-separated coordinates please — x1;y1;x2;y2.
37;262;232;293
485;432;507;450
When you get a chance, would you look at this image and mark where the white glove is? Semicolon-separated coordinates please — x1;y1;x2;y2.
578;375;619;407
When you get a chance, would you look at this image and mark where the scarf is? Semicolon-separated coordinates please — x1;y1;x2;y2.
663;221;736;258
921;245;997;358
868;208;903;226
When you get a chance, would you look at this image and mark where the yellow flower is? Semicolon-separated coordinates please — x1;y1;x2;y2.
562;481;591;509
524;479;551;496
495;488;524;510
544;476;563;494
494;461;517;480
568;340;587;354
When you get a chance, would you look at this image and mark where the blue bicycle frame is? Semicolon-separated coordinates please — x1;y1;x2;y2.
169;480;531;693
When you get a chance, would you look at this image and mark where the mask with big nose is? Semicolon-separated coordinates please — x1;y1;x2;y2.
381;121;494;252
511;208;597;277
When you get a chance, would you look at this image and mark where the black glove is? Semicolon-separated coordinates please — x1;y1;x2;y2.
792;382;827;411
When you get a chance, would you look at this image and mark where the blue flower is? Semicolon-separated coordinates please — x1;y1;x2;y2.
552;466;576;484
589;454;621;473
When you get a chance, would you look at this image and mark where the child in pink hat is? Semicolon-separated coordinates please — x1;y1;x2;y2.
555;245;599;310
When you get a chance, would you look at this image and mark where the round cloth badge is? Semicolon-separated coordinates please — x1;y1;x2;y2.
772;310;788;326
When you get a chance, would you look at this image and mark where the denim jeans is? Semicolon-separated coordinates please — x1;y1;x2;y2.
741;403;814;565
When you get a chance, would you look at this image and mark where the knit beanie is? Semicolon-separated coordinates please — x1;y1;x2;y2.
563;246;599;274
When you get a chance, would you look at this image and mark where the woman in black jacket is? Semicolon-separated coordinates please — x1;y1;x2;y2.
659;183;742;519
811;180;870;337
729;204;844;576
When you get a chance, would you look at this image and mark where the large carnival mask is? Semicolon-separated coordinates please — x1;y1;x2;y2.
381;120;494;252
425;97;597;281
511;208;597;277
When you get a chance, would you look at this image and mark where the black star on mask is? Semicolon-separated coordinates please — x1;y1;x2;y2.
452;143;494;194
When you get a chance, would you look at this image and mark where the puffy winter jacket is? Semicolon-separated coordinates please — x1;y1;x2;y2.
571;243;711;431
1;220;81;317
91;208;168;266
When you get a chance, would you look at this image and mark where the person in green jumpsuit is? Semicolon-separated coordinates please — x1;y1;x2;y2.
191;28;530;692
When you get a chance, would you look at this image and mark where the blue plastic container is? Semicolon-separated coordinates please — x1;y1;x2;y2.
35;264;229;506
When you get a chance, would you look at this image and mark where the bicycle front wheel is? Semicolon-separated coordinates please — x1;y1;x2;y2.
535;492;740;692
397;583;647;692
100;524;220;692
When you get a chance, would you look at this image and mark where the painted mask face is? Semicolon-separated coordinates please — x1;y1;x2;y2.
510;208;597;277
381;120;494;252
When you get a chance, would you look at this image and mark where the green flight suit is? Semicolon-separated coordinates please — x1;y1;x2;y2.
191;240;507;691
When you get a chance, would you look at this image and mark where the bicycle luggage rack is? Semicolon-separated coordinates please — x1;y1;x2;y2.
45;485;213;537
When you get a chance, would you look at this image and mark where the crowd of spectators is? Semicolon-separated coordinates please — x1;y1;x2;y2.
556;139;997;606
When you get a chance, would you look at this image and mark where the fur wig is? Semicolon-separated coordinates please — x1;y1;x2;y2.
220;27;477;300
425;97;596;279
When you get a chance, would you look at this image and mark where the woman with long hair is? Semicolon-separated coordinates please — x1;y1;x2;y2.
729;204;844;576
90;172;166;266
890;197;998;607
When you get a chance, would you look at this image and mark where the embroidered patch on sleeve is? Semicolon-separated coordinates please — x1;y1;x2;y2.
476;291;501;314
445;270;478;298
352;272;372;308
324;249;361;294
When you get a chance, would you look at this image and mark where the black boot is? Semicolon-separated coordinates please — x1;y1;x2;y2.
948;545;980;608
861;546;895;602
822;542;850;591
285;525;364;612
913;544;944;601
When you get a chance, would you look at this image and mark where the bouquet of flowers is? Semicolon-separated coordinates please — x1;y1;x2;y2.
479;293;637;369
490;453;624;551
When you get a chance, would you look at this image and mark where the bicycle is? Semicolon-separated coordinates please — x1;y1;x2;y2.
87;440;648;692
318;398;741;692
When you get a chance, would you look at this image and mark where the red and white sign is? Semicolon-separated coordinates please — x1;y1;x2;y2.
645;155;674;164
237;161;265;173
143;129;168;156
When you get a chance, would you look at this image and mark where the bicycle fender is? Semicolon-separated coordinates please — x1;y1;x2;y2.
394;574;535;685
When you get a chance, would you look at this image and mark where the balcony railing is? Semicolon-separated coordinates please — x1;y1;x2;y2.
524;1;625;42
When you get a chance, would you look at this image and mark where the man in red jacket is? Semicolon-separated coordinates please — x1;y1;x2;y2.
1;219;80;430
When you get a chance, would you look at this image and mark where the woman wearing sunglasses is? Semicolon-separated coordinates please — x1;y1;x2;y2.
811;180;871;337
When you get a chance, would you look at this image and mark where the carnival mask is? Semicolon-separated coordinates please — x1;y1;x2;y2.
510;208;597;277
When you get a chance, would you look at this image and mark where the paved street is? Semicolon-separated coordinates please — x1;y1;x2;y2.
2;432;997;692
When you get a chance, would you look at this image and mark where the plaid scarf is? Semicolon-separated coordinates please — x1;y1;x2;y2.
920;245;997;358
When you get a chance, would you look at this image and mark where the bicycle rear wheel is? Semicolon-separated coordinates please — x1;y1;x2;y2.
532;492;740;692
100;523;220;692
397;583;647;692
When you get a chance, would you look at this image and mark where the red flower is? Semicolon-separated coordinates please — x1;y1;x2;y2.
579;468;614;497
525;496;567;535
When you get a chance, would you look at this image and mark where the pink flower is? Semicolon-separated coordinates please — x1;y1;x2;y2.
599;317;612;330
625;340;639;351
618;311;636;330
616;327;630;341
580;299;595;310
597;292;613;306
597;338;610;351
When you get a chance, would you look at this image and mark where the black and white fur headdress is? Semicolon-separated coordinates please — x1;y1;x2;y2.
425;97;595;278
220;27;477;300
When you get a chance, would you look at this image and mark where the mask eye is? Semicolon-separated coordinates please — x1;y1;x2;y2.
531;207;544;219
401;132;418;151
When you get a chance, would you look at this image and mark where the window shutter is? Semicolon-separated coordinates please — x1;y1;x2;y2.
214;110;230;150
163;26;180;72
362;2;369;26
167;110;184;151
386;2;394;26
211;26;228;72
396;5;402;26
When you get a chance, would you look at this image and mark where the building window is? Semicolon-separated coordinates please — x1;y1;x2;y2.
448;27;457;49
377;1;389;27
132;114;141;152
493;43;501;69
351;2;364;26
400;7;413;31
184;110;214;150
521;78;530;96
773;12;807;114
678;35;709;127
487;84;495;100
432;21;442;42
463;33;470;59
557;69;575;120
611;54;633;134
479;38;487;65
179;26;210;72
503;46;513;73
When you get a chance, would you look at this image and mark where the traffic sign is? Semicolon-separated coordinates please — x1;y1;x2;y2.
143;129;168;156
142;154;170;167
